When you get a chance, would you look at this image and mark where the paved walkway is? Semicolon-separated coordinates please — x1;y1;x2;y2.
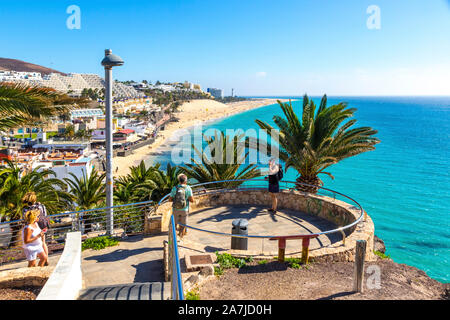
81;234;167;288
182;205;342;255
0;234;167;289
1;205;342;299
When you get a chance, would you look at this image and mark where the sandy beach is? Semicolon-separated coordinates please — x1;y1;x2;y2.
113;98;292;176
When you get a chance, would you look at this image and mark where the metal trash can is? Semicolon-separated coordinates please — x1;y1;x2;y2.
231;218;248;250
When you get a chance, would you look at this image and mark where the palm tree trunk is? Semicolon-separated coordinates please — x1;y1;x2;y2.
295;176;323;194
8;221;25;248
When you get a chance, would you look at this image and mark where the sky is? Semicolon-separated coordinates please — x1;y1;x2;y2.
1;0;449;96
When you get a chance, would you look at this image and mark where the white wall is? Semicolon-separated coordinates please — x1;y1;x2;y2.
36;232;82;300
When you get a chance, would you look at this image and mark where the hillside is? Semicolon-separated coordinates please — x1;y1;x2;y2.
0;57;66;75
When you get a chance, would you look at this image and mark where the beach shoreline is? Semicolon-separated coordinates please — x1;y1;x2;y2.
113;98;293;176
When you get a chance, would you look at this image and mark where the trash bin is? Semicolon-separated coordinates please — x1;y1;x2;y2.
231;218;248;250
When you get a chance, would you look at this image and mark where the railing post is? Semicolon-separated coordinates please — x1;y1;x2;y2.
278;238;286;262
353;240;366;293
301;237;310;264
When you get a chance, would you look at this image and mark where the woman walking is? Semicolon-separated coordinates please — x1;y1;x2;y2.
22;210;48;267
22;192;50;265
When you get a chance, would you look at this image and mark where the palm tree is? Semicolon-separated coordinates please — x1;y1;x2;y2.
0;83;88;130
181;131;261;189
0;160;72;221
144;162;180;202
64;168;106;210
64;168;105;233
114;161;180;203
0;160;72;246
253;95;380;193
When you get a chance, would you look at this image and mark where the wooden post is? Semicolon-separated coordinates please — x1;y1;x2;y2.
301;237;310;264
353;240;367;293
278;238;286;262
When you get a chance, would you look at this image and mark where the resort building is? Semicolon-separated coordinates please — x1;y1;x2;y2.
207;87;224;99
0;71;143;99
70;108;104;121
0;142;96;184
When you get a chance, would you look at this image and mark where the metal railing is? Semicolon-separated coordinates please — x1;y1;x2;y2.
158;179;365;262
158;179;364;238
0;200;155;263
168;214;184;300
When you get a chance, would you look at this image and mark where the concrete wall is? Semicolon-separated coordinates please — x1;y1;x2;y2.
37;232;82;300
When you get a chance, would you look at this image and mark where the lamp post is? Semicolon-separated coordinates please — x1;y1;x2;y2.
101;49;124;235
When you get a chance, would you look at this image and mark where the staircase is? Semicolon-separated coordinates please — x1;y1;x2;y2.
78;282;171;300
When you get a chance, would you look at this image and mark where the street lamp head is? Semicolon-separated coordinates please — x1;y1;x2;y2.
101;49;124;68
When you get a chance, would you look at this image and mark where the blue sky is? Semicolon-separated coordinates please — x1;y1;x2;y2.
1;0;449;96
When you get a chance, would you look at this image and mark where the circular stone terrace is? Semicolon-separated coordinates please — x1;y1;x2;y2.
152;180;375;263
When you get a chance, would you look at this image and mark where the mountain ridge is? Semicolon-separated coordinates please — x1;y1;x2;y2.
0;57;66;75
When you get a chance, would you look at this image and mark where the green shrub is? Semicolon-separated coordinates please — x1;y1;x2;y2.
257;259;268;265
185;288;200;300
215;252;253;269
82;236;119;251
374;250;390;259
214;266;224;276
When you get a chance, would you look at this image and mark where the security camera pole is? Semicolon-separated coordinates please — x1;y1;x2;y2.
101;49;124;235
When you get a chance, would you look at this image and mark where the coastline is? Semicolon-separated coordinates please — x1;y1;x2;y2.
113;98;293;176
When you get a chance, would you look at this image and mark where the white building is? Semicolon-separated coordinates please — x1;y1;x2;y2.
70;108;104;121
207;88;224;99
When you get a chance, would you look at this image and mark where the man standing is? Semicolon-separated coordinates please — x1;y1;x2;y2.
169;174;194;239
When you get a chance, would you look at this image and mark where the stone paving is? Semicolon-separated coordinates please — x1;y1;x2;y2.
1;205;346;298
181;205;342;255
0;234;167;289
81;234;167;288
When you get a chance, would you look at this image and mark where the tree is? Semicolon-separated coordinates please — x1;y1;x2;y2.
0;83;88;130
0;160;72;221
114;161;180;203
64;124;75;140
181;131;261;189
64;168;106;211
64;168;106;233
253;95;380;193
0;160;72;246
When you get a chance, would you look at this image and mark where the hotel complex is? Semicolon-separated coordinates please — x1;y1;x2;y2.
0;70;143;98
207;87;224;99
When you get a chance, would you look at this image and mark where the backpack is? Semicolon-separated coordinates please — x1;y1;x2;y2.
277;165;284;181
23;202;51;229
173;185;187;209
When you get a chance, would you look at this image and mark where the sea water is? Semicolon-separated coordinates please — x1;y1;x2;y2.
149;96;450;283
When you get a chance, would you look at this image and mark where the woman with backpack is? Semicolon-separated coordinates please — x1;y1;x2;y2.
266;159;283;213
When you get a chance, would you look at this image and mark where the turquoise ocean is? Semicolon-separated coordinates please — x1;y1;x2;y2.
149;96;450;283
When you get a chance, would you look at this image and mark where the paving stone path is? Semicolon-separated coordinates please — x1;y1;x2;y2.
182;205;342;254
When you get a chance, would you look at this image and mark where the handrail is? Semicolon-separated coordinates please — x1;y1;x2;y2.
169;214;184;300
0;199;155;226
157;178;365;240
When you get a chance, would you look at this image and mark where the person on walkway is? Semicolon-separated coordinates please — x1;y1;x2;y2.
266;159;282;213
22;192;49;264
22;209;48;267
169;174;194;239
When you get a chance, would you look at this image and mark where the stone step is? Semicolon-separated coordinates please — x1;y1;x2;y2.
78;282;172;300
